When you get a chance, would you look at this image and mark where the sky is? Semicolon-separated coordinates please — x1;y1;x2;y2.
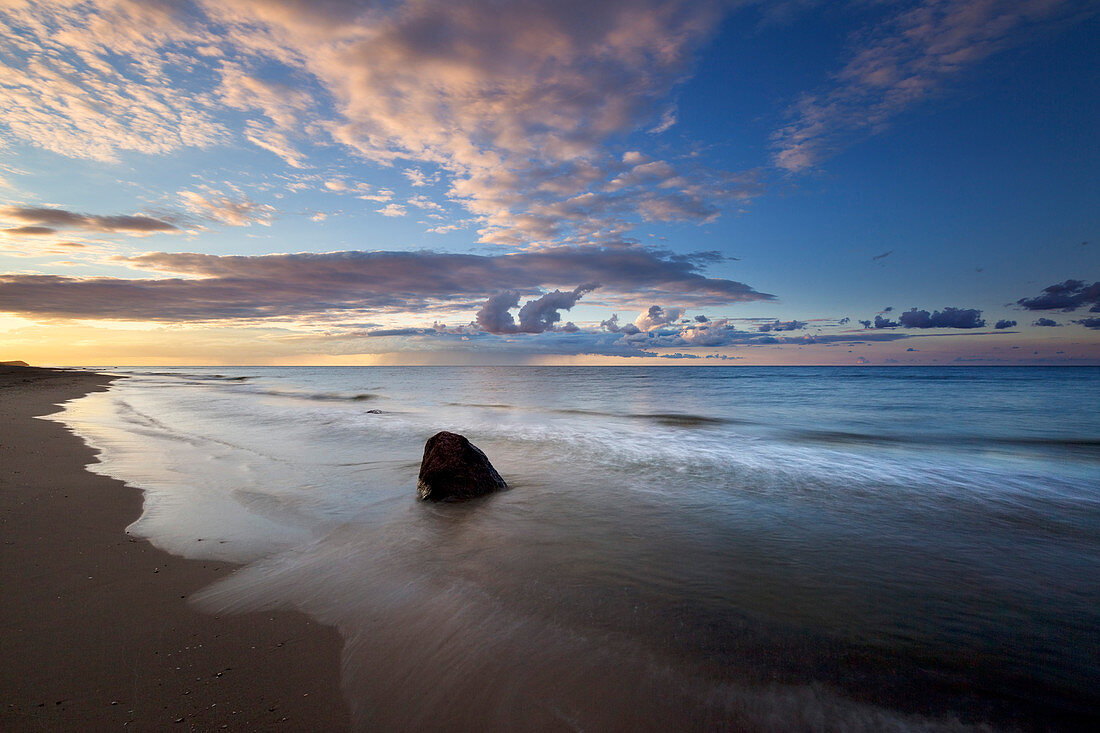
1;0;1098;366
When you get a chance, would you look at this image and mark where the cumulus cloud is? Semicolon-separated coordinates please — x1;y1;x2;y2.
758;320;806;332
476;283;597;334
994;319;1017;329
634;305;684;331
771;0;1088;171
1032;317;1061;327
1;206;178;234
0;245;769;322
1016;280;1100;312
898;307;985;329
1074;317;1100;329
600;313;640;335
376;204;407;218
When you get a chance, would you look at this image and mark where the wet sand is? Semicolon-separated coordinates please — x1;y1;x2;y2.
0;366;349;731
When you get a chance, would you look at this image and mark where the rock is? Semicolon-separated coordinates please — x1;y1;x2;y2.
416;431;507;501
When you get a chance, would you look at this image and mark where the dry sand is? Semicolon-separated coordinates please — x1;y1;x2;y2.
0;366;349;731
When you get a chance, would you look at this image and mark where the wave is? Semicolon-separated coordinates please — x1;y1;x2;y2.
142;371;252;382
790;428;1100;456
445;402;743;427
258;389;379;403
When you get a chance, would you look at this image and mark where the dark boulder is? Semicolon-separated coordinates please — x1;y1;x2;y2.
416;431;507;501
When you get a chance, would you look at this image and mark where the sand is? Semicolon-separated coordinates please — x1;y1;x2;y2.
0;366;349;731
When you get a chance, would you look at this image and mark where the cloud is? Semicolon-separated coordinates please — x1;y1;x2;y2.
1032;317;1061;327
898;307;985;329
771;0;1089;171
872;315;898;329
649;106;677;134
179;188;276;227
634;305;686;331
1016;280;1100;312
244;122;308;168
376;204;407;218
406;195;444;212
0;0;747;248
475;283;597;334
4;226;57;236
0;1;227;162
0;245;770;321
994;319;1017;329
758;320;806;332
1;206;178;234
403;169;437;187
1074;317;1100;329
599;313;640;335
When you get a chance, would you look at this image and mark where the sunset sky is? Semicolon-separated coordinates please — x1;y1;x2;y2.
1;0;1097;365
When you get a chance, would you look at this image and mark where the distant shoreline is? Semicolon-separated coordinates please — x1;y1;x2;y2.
0;365;348;730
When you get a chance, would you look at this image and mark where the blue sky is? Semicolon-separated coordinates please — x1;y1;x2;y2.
1;0;1097;365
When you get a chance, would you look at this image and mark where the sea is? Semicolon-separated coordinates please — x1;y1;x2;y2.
53;366;1100;731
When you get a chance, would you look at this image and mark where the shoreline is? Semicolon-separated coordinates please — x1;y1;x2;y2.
0;366;349;730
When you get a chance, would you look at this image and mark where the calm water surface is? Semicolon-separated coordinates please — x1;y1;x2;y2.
56;367;1100;731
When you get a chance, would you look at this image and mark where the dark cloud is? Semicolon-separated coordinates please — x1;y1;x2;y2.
0;246;770;322
1;206;178;233
1074;317;1100;329
633;305;687;331
1016;280;1100;312
3;226;57;235
994;319;1017;329
859;319;872;328
1032;318;1061;327
475;291;523;334
600;313;640;335
873;315;898;328
898;307;985;329
694;314;709;323
365;328;430;337
475;283;596;334
517;283;598;333
758;319;806;332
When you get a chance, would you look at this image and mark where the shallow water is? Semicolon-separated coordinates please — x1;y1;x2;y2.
56;367;1100;730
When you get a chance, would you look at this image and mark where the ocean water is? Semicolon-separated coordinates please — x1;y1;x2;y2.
54;366;1100;731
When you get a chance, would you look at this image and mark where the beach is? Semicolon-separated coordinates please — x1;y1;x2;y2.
0;366;348;731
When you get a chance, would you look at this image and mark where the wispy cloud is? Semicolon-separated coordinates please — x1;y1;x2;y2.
178;187;276;227
771;0;1089;172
